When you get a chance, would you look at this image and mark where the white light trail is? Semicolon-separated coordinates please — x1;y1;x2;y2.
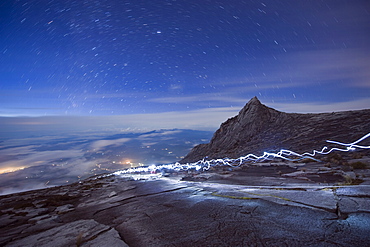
113;132;370;176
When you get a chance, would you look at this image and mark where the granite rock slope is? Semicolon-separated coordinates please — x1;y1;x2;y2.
1;172;370;247
181;97;370;163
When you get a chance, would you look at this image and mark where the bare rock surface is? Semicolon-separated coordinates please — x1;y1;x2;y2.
1;163;370;247
181;97;370;163
6;219;127;247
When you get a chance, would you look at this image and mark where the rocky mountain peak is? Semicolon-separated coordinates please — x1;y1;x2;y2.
235;96;279;123
247;96;262;105
237;96;262;117
181;97;370;163
240;96;264;113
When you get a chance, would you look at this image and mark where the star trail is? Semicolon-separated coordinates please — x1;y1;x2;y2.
0;0;369;117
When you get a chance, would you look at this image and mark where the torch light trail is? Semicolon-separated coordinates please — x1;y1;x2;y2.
113;133;370;176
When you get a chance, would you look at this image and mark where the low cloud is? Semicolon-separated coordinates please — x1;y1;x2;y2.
139;130;183;139
0;149;85;171
90;138;131;151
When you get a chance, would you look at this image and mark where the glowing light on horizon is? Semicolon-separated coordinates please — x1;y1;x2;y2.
113;133;370;176
0;166;27;174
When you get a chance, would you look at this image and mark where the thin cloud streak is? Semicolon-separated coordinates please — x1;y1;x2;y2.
216;48;370;88
1;96;369;136
270;97;370;113
282;49;370;87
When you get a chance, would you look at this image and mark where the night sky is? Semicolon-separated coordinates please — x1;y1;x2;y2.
1;0;369;118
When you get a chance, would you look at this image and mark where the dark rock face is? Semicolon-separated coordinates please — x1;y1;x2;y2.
181;97;370;163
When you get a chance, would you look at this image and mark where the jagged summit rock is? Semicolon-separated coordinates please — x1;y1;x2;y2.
181;97;370;163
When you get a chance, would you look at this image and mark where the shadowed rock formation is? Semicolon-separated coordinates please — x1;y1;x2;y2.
181;97;370;163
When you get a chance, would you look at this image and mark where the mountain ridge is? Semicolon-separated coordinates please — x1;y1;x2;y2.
181;97;370;163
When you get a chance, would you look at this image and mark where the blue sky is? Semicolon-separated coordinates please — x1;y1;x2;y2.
0;0;369;122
